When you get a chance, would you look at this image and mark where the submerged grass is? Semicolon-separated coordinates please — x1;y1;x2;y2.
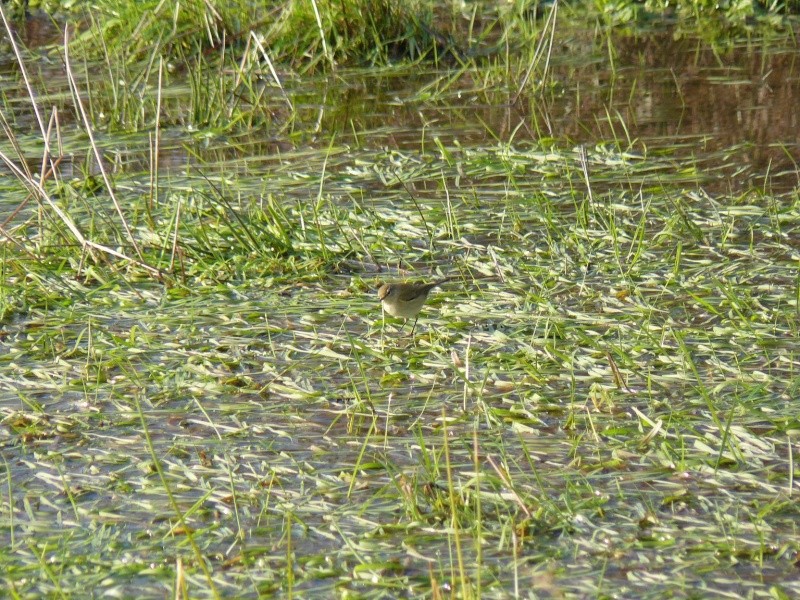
2;2;800;599
4;139;799;596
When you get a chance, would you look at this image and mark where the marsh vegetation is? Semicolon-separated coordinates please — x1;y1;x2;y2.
1;1;800;597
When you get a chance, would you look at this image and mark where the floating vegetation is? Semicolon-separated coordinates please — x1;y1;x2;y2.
2;2;800;598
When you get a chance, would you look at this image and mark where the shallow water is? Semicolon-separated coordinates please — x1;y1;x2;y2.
2;10;800;599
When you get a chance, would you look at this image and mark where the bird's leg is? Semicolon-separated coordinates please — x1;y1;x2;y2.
409;315;419;336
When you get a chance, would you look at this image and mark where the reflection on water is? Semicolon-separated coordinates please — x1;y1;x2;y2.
1;18;798;198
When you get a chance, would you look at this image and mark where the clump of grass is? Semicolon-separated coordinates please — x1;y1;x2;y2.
595;0;798;32
67;0;462;71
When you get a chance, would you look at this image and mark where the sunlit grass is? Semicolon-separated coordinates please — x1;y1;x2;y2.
2;2;800;599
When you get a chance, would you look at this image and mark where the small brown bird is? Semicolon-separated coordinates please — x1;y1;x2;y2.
377;276;457;334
